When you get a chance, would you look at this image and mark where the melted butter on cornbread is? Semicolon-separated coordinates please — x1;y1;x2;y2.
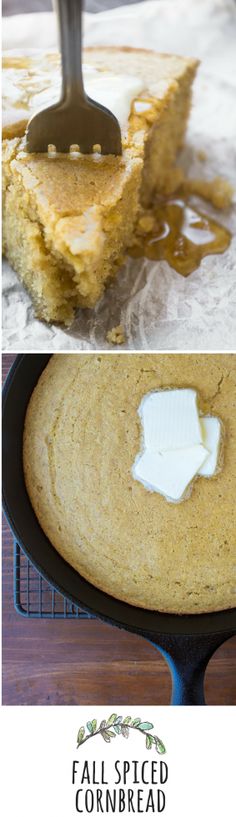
132;388;222;501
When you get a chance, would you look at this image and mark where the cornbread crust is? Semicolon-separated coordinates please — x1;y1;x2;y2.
23;354;236;615
3;47;198;324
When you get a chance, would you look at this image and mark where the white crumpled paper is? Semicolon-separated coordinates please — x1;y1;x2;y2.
2;0;236;350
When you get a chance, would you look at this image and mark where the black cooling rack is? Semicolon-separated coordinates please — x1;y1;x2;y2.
14;541;94;619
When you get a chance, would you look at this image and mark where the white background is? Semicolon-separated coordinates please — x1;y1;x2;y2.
2;1;236;811
1;705;235;815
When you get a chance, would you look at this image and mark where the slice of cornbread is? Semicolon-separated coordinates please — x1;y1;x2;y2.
3;47;198;324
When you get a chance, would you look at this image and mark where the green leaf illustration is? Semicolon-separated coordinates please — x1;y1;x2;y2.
76;716;166;754
155;738;166;754
87;719;97;734
77;727;85;746
121;725;129;738
132;718;141;727
107;713;117;726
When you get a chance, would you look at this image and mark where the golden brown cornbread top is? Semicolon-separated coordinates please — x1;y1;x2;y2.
2;47;198;141
23;354;236;615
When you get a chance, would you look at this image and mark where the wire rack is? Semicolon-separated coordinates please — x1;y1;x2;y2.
14;541;94;620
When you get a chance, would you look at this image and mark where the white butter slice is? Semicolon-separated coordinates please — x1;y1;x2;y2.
84;71;144;130
198;416;221;476
132;388;222;503
133;445;208;502
139;389;202;452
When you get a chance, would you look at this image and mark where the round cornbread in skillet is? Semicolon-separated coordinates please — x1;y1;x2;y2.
23;354;236;614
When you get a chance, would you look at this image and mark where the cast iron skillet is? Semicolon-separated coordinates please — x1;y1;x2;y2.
2;354;236;705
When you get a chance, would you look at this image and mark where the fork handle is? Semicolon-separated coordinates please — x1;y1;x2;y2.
55;0;85;101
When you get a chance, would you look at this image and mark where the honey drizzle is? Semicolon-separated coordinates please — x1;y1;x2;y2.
129;196;231;276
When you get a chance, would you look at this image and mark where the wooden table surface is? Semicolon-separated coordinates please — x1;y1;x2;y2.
2;353;236;706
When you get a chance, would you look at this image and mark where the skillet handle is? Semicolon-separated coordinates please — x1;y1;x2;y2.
147;632;231;706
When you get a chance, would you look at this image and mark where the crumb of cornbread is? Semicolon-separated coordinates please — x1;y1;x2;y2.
106;324;126;345
196;149;207;162
137;214;155;233
23;353;236;614
2;47;198;324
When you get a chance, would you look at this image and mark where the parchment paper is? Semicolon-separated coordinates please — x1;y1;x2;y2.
2;0;236;350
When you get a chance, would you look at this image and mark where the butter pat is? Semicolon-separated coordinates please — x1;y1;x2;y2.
84;70;144;130
134;445;208;502
139;389;202;451
199;416;221;476
133;388;221;502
